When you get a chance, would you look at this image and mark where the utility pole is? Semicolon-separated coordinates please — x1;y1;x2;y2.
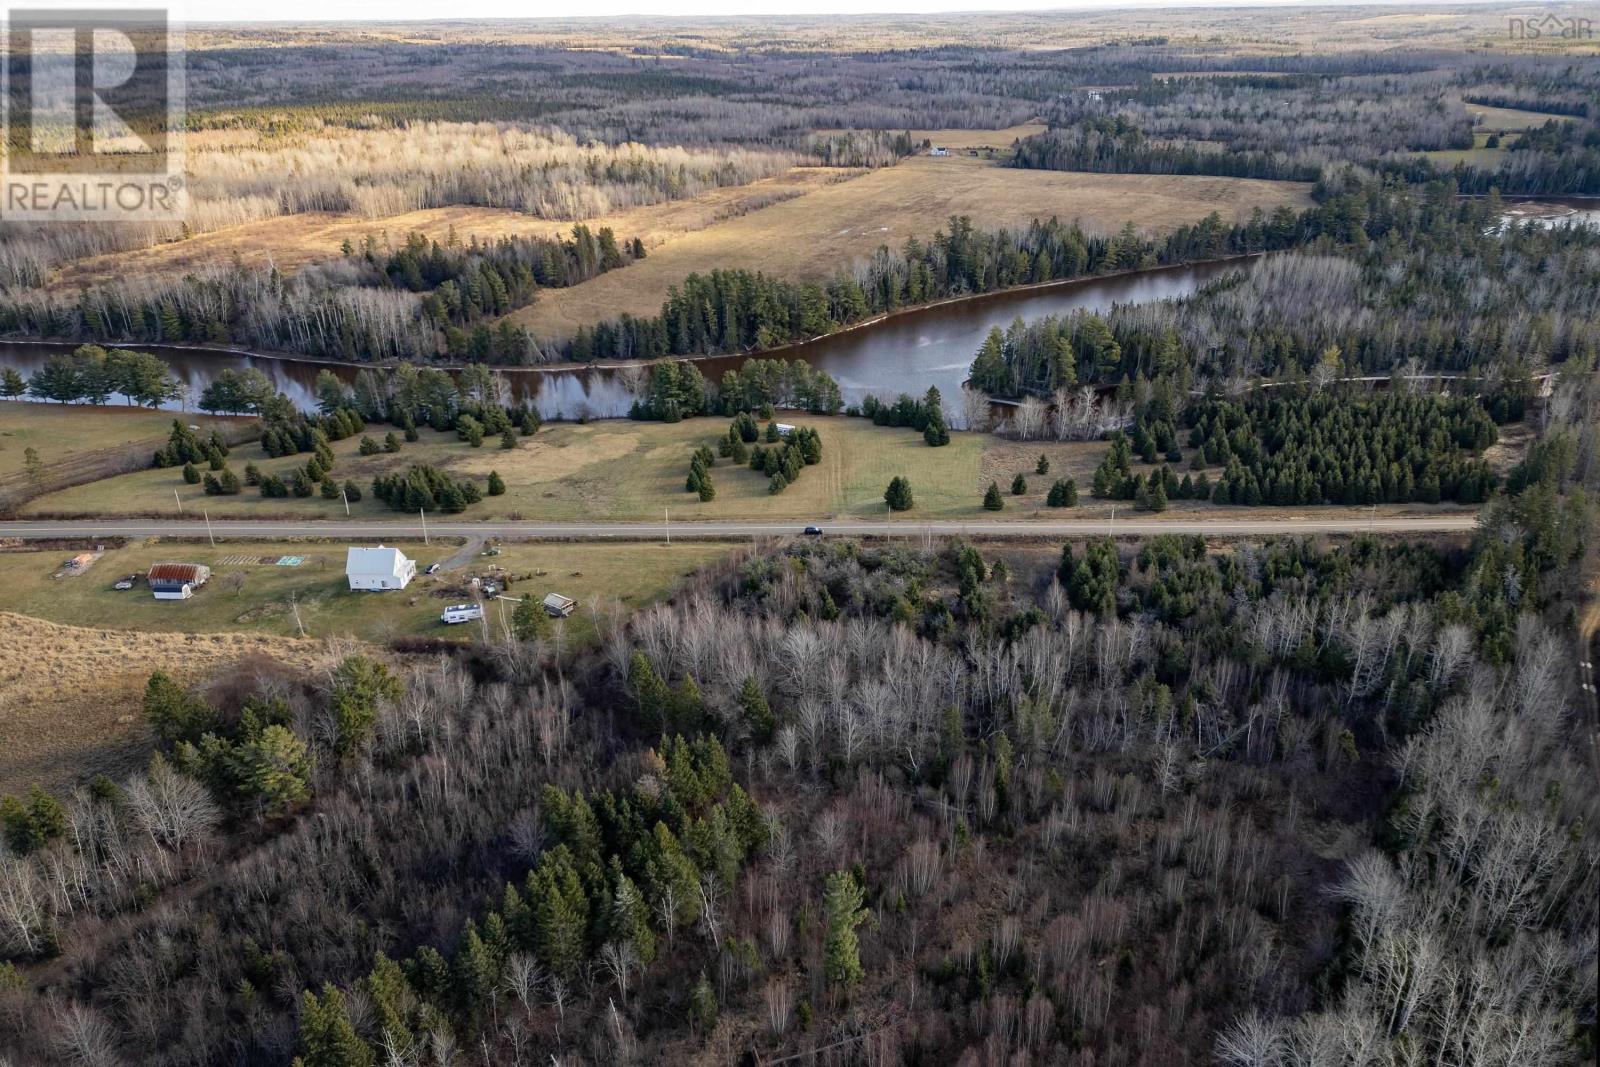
1109;505;1116;537
420;507;429;545
341;486;351;517
174;488;183;514
664;507;670;546
203;509;215;547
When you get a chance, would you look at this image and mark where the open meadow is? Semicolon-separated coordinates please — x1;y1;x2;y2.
505;154;1315;338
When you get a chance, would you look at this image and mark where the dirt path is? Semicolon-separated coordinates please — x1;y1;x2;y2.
437;536;485;571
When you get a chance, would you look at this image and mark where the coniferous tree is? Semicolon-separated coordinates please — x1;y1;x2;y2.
885;476;914;512
295;984;374;1067
823;870;869;990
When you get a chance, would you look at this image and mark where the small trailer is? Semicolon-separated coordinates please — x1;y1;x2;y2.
543;593;577;618
441;603;484;624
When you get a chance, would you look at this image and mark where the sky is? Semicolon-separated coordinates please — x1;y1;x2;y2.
178;0;1480;24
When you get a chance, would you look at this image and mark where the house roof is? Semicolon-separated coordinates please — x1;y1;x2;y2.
147;563;207;583
346;546;413;577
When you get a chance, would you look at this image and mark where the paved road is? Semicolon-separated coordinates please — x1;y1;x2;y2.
0;516;1479;541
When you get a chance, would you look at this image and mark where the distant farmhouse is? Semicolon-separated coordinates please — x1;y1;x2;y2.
346;546;416;591
147;562;210;601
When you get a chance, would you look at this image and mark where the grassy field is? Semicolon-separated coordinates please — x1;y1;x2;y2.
0;536;737;794
0;537;735;642
23;416;1145;522
22;413;1477;526
1464;103;1577;131
504;155;1315;339
0;611;328;795
0;402;252;511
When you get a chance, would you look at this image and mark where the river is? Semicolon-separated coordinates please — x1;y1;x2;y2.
0;258;1245;420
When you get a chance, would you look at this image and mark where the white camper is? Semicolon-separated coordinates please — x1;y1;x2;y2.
441;603;484;624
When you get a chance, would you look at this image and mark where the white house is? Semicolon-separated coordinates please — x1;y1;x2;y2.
346;546;416;591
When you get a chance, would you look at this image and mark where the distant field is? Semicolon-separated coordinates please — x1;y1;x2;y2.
1466;103;1578;131
0;402;253;512
49;168;853;292
0;537;733;793
814;124;1047;150
505;155;1315;338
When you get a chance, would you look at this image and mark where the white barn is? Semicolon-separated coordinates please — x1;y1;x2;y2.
346;546;416;591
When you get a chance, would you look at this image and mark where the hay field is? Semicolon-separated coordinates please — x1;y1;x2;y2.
506;155;1316;338
0;612;326;794
49;168;853;292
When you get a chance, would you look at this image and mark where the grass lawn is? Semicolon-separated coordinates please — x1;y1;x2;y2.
0;401;252;508
0;537;737;645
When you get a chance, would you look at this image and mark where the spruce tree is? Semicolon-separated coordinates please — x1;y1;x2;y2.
984;482;1004;510
512;596;549;641
739;676;775;743
822;870;869;990
295;984;374;1067
884;476;913;512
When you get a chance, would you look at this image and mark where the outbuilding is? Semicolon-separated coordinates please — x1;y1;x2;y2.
346;545;416;591
543;592;577;618
147;562;211;600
